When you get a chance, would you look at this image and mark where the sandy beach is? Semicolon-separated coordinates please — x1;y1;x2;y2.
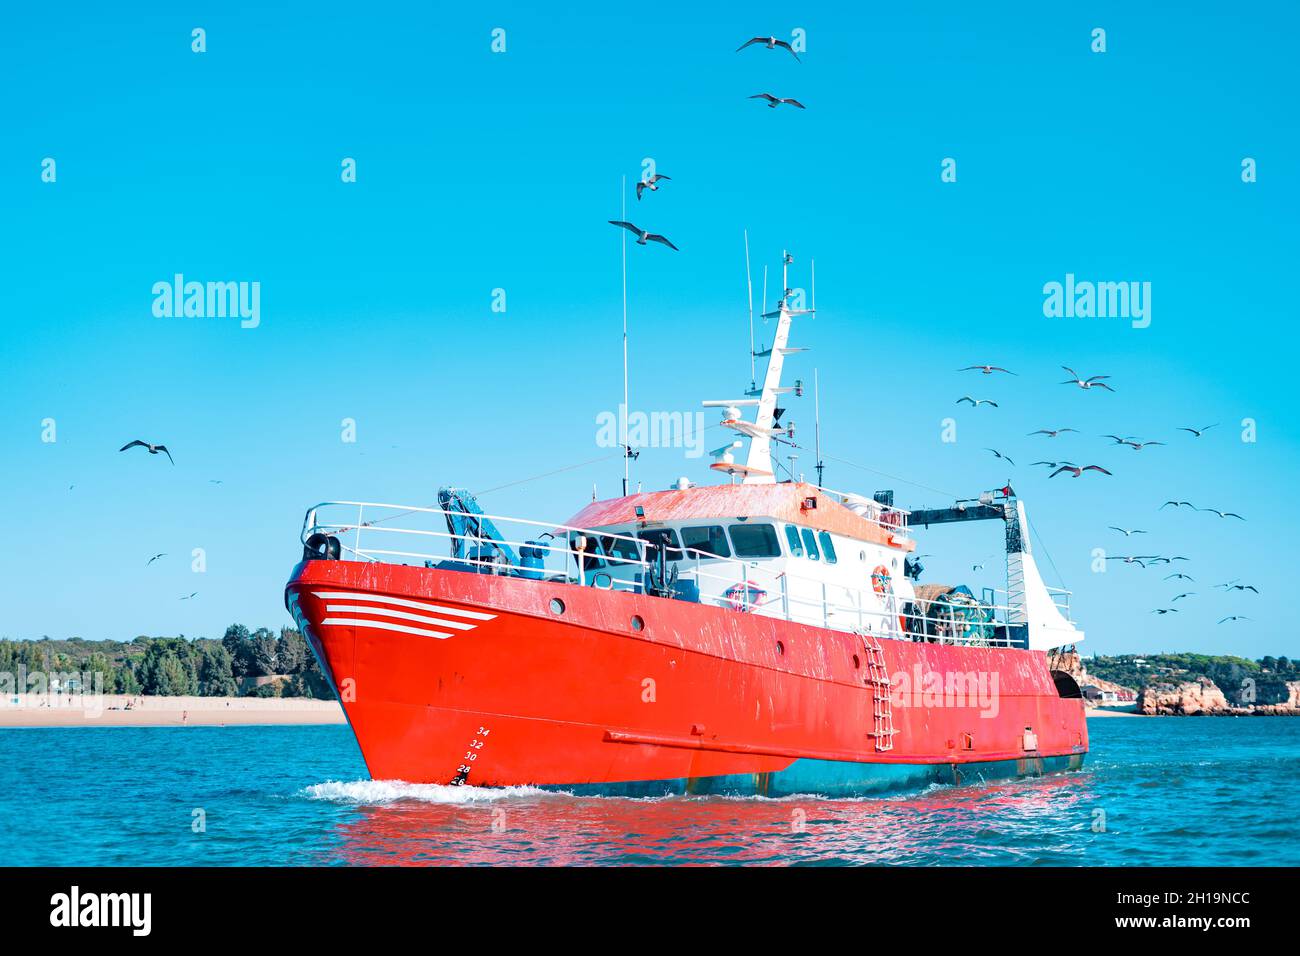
1085;706;1142;718
0;694;345;727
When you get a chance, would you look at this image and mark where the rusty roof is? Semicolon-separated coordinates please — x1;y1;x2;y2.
564;482;914;551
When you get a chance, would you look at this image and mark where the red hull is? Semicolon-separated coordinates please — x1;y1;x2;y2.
286;560;1088;792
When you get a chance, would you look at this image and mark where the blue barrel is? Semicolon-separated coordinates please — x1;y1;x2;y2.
518;540;550;580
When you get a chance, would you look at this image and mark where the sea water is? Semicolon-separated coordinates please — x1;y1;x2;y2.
0;717;1294;866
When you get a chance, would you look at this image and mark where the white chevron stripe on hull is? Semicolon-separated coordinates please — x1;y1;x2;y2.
311;590;496;621
322;603;478;630
320;617;457;640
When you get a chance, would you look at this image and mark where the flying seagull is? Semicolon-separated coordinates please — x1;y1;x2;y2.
1200;508;1246;520
1146;556;1190;565
636;174;671;200
1171;592;1195;601
956;396;998;407
1028;428;1077;438
1050;464;1111;478
1159;500;1197;510
985;448;1015;466
1218;616;1251;624
1178;424;1218;437
1108;527;1148;536
120;440;174;464
749;92;805;109
1104;435;1164;451
180;592;198;601
1164;572;1195;582
1106;555;1151;567
736;36;800;61
1030;460;1072;469
146;553;166;566
960;365;1016;375
1217;583;1259;593
1060;367;1114;391
608;221;678;250
1151;608;1179;615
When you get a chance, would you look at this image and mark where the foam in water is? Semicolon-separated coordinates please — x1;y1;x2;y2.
299;779;561;805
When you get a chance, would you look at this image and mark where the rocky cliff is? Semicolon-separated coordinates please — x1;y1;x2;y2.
1137;678;1300;716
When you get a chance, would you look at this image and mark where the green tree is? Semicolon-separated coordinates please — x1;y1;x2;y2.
82;652;114;693
276;627;308;674
115;665;141;695
222;624;252;677
249;628;279;675
197;646;238;697
138;641;198;696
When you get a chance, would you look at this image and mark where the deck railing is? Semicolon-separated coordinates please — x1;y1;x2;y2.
804;482;912;539
301;501;1030;648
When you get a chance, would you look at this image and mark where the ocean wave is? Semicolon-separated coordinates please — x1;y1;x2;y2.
298;779;564;805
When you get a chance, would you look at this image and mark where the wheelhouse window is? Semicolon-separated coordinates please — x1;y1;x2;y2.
800;528;820;561
784;525;803;558
729;523;780;558
818;531;838;564
681;525;731;559
637;528;683;562
601;533;642;568
569;531;606;571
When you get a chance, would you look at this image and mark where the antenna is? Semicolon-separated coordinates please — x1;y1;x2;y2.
620;175;630;498
814;368;824;487
744;230;755;389
760;264;768;336
810;258;816;314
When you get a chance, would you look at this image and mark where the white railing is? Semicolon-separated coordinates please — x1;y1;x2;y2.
300;501;1024;648
988;585;1075;625
804;483;912;539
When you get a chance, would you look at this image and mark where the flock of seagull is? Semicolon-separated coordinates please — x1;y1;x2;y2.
954;364;1256;625
112;37;1258;634
608;33;806;254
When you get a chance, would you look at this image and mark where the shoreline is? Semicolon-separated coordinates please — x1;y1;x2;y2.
1085;707;1142;718
0;694;344;727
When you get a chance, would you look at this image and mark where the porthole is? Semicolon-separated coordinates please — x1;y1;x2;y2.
549;598;565;615
631;614;645;631
775;640;785;656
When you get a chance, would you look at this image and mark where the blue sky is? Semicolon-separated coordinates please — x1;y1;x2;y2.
2;2;1296;657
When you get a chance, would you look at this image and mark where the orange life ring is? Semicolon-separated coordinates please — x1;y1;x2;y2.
871;566;906;631
724;580;767;612
871;566;892;596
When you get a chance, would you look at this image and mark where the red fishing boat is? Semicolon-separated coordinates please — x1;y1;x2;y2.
285;254;1088;796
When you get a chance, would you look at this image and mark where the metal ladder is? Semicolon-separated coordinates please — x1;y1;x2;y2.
862;632;896;752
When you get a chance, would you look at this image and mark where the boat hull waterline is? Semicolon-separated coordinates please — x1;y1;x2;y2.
287;560;1088;797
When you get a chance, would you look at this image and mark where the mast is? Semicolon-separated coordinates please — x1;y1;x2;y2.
814;368;824;487
744;230;755;390
620;176;630;497
703;249;813;484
